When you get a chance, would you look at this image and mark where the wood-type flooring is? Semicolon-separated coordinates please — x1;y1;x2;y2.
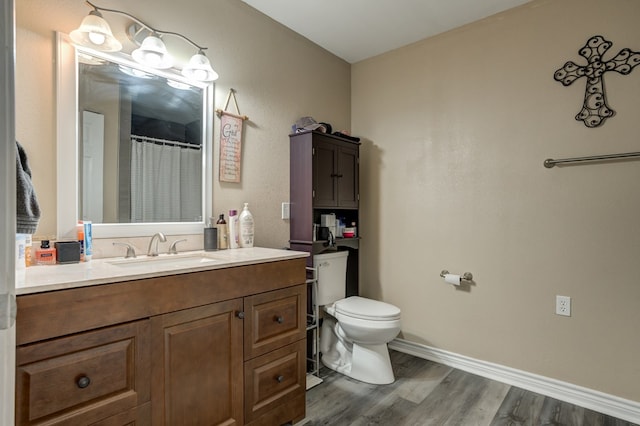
301;350;638;426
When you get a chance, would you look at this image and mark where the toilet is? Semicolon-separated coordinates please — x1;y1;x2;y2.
315;251;401;385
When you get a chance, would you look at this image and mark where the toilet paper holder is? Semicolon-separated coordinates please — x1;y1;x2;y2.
440;270;473;281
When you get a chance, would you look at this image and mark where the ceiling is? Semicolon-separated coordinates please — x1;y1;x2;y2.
242;0;532;63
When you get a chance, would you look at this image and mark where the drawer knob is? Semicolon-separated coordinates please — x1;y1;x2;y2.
236;311;245;319
275;316;284;324
276;375;284;383
76;376;91;389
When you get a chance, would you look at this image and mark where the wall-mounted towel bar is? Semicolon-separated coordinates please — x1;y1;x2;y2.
544;151;640;168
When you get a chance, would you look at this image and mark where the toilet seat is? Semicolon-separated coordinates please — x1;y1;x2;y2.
334;296;401;321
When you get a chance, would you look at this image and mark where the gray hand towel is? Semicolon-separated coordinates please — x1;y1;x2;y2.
16;142;41;234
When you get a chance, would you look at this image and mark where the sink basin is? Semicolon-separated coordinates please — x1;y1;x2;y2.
107;253;221;268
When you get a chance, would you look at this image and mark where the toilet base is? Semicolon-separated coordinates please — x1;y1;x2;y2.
322;341;395;385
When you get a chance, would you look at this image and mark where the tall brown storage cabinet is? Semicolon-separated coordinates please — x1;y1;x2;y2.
289;130;360;298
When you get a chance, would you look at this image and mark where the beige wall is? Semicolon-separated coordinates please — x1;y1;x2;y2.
15;0;640;406
353;0;640;402
16;0;351;248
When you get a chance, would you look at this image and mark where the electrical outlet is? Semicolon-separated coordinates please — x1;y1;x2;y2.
556;295;571;317
281;202;290;220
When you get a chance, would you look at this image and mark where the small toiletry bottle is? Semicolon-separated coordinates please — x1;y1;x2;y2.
239;203;254;248
77;222;85;261
24;234;33;267
83;221;93;261
228;210;239;249
351;222;357;238
216;214;228;250
35;240;57;265
15;234;26;270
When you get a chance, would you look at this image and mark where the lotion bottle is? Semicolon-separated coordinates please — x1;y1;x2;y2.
228;210;239;249
239;203;254;248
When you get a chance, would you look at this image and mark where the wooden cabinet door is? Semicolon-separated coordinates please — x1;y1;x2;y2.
337;145;359;208
151;299;244;426
312;142;338;207
313;139;359;208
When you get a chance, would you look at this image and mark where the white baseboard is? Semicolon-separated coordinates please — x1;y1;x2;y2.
389;338;640;424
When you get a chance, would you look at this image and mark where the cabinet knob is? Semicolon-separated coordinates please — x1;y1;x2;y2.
330;173;343;178
236;311;245;319
76;375;91;389
276;375;284;383
275;316;284;324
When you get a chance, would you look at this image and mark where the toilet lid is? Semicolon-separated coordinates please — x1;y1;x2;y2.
334;296;401;321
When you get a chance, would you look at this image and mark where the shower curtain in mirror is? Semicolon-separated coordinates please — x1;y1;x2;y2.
130;138;201;222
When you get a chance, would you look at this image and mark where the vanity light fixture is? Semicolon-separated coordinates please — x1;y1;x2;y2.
71;1;218;81
182;50;219;82
132;34;173;69
70;9;122;52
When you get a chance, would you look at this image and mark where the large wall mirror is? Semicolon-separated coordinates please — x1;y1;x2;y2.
57;33;213;239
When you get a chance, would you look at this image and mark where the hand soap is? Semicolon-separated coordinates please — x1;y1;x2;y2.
239;203;254;248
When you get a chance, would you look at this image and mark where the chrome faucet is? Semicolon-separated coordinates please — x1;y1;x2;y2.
168;238;187;255
112;242;137;258
147;232;167;256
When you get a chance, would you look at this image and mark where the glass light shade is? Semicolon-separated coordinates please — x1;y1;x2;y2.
182;53;219;82
132;35;174;69
70;11;122;52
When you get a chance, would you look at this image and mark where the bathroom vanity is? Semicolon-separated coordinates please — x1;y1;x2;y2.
14;248;308;426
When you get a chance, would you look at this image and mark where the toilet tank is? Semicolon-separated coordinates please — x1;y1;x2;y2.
314;251;349;306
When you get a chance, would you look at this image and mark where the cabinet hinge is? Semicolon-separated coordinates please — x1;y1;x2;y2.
312;147;315;156
312;190;315;198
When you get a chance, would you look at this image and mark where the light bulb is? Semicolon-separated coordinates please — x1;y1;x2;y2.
88;31;106;45
144;51;163;68
193;69;208;81
132;35;173;69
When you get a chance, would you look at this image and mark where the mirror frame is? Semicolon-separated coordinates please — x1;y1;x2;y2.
56;33;213;239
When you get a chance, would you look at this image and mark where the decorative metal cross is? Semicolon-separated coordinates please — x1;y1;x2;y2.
554;35;640;128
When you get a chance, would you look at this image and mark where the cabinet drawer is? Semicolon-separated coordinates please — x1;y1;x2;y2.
244;340;306;424
244;285;306;360
16;320;150;426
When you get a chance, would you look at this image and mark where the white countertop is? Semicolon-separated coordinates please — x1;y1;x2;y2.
17;247;309;295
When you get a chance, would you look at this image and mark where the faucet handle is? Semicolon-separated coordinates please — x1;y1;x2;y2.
113;242;137;258
168;239;187;255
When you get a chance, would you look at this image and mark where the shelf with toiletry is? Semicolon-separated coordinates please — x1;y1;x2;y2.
289;130;362;380
289;130;361;298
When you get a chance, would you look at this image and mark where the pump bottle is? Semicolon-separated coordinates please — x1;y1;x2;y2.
216;213;228;249
239;203;254;248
